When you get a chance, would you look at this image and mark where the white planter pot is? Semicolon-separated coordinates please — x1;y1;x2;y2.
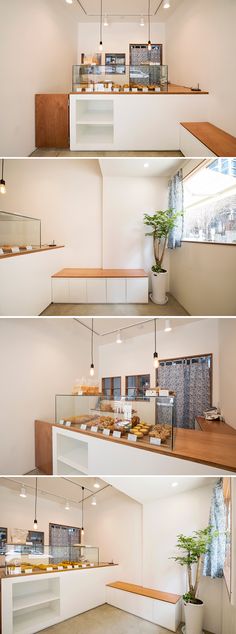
150;270;168;305
183;601;204;634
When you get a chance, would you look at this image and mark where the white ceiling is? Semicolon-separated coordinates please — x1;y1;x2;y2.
0;477;109;507
99;158;185;179
104;476;215;504
74;317;203;344
69;0;184;23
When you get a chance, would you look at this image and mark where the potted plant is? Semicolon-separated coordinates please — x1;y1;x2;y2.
172;527;218;634
144;209;181;304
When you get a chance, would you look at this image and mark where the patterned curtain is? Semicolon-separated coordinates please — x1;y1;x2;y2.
203;478;226;578
168;169;184;248
158;358;211;428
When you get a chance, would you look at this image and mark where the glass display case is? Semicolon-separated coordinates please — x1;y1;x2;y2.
55;394;176;450
1;543;99;575
0;210;41;254
72;64;168;92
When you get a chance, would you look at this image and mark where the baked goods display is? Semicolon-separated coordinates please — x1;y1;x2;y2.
6;560;95;575
72;384;100;396
149;424;172;442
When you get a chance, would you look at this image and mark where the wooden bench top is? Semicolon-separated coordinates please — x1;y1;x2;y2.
180;122;236;157
70;84;208;96
106;581;181;604
52;268;148;279
196;416;236;435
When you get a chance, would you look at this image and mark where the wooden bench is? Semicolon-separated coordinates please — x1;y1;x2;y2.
106;581;182;632
51;268;149;304
180;122;236;157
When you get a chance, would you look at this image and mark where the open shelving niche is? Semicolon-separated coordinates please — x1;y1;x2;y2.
12;577;60;634
76;99;114;145
55;430;89;475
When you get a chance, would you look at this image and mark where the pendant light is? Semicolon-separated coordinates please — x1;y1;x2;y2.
99;0;103;51
33;478;38;529
81;486;85;536
147;0;152;51
153;319;159;369
20;485;27;499
0;159;6;195
90;318;95;376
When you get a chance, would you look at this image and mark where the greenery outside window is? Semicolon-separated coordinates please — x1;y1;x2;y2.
183;158;236;245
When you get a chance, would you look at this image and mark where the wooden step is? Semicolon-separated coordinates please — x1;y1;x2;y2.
106;581;181;604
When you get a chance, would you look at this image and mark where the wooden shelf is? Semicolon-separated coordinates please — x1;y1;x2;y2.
107;581;181;604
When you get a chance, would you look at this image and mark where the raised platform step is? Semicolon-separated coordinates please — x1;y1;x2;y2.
180;122;236;157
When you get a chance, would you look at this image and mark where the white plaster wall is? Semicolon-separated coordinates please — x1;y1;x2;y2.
0;484;82;544
142;483;222;634
77;21;166;64
0;0;78;157
102;175;169;287
84;487;142;584
166;0;236;136
0;159;102;268
169;242;236;316
0;319;98;475
219;319;236;430
98;318;220;405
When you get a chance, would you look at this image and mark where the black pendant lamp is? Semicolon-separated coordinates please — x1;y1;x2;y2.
81;486;85;536
0;159;6;195
153;318;159;369
147;0;152;51
90;318;95;376
33;477;38;529
99;0;103;51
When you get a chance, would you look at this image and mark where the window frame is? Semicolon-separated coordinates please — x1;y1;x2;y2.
125;374;150;400
102;376;121;399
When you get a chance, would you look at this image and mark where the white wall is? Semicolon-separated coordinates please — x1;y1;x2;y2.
0;484;82;544
77;21;166;65
0;0;78;157
0;319;98;475
98;319;220;405
102;175;169;286
84;487;142;584
166;0;236;136
169;242;236;316
142;483;222;634
219;320;236;430
0;159;102;268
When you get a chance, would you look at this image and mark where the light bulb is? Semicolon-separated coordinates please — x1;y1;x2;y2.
148;41;152;51
90;363;95;377
116;330;122;344
0;180;6;194
140;16;145;27
153;353;159;369
33;520;38;529
20;486;27;498
99;41;103;51
91;497;97;506
164;319;172;332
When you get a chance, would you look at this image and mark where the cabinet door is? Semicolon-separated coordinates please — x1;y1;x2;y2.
68;279;87;303
126;278;148;303
35;94;69;149
52;279;69;303
87;279;107;303
107;278;126;303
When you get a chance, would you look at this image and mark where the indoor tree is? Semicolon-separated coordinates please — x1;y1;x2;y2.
144;209;182;273
171;527;218;604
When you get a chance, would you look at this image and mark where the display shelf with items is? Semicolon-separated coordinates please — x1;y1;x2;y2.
0;211;41;256
55;393;176;451
1;543;99;576
72;64;168;93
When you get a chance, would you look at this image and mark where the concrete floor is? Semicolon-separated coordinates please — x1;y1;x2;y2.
38;605;213;634
40;295;188;317
31;149;183;157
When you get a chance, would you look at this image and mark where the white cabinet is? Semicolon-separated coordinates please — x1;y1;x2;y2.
106;587;182;632
52;278;69;303
86;279;107;303
107;278;126;303
68;278;87;303
127;278;149;303
180;125;216;157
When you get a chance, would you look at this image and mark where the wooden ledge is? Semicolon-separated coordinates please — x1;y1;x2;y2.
2;563;118;580
106;581;181;604
180;122;236;157
52;268;148;279
196;416;236;435
0;245;64;260
70;84;208;96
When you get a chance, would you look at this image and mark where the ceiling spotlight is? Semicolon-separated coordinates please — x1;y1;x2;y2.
103;14;109;26
65;500;70;510
65;0;73;4
172;482;178;487
163;1;171;8
140;16;145;27
144;162;149;168
94;480;100;489
164;319;172;332
91;496;97;506
20;486;27;499
116;330;123;344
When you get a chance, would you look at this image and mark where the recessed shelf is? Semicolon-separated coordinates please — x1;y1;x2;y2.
13;604;60;634
76;111;113;125
76;124;114;145
57;456;88;474
13;592;60;612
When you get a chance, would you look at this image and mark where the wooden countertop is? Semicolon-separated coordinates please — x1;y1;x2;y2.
52;268;148;279
70;84;208;96
0;245;64;260
180;122;236;157
1;562;117;580
36;420;236;472
196;416;236;435
106;581;181;604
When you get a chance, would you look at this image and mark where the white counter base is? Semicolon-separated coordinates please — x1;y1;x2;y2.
106;586;182;632
180;126;216;157
52;276;149;304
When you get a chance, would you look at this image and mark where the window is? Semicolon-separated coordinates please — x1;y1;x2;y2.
129;44;163;65
105;53;126;74
125;374;150;399
102;377;121;399
183;158;236;244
